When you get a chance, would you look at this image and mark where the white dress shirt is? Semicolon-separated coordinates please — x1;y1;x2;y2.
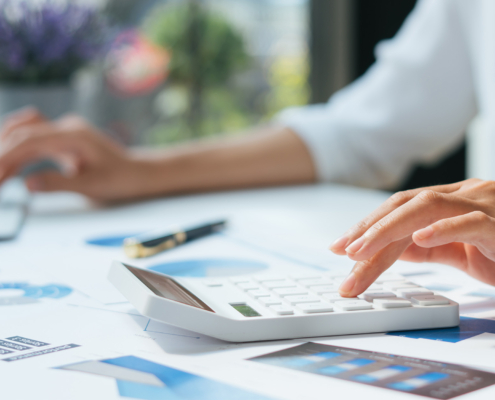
278;0;495;189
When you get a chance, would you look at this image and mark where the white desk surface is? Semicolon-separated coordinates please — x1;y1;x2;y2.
2;183;495;400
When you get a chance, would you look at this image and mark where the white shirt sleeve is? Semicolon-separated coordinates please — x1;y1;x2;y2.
277;0;477;189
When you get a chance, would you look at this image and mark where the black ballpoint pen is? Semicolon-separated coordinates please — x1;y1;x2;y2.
123;220;227;258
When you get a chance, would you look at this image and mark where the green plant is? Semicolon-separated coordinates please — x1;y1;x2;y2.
143;2;249;137
143;3;248;86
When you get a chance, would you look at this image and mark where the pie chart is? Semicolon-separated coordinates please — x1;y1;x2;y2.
0;283;72;306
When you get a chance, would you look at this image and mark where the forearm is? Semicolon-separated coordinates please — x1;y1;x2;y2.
132;126;317;197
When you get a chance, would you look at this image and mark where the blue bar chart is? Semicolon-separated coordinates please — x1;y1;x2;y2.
249;342;495;399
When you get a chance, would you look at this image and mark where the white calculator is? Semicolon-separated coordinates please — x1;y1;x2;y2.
108;261;459;342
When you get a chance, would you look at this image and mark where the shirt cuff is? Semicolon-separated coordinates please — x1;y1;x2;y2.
275;105;352;184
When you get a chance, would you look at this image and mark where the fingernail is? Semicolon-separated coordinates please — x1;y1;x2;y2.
414;226;434;240
329;235;348;251
339;272;356;294
345;237;365;255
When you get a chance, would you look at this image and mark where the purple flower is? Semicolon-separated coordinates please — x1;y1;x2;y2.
0;1;111;84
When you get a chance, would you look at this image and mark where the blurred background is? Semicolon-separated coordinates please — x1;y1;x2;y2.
0;0;465;191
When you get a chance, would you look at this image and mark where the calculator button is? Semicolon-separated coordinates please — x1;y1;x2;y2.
298;303;334;314
285;295;320;305
334;300;373;311
322;293;358;302
367;283;383;290
270;305;294;315
259;296;282;306
310;285;339;294
329;276;347;285
273;287;308;296
299;278;334;287
248;289;271;298
264;280;297;289
202;279;223;287
290;273;323;280
254;274;286;282
361;291;396;302
383;282;419;290
410;295;450;306
229;276;251;284
373;298;412;308
396;288;433;299
237;282;260;291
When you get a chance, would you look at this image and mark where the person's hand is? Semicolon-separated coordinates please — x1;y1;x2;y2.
0;108;155;201
330;179;495;297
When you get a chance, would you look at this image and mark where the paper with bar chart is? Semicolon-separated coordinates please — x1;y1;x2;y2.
249;342;495;399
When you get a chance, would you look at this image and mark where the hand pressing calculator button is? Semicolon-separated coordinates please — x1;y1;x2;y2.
110;262;460;343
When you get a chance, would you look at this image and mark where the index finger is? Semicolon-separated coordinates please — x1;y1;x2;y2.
1;108;46;142
346;190;479;261
339;237;412;297
330;183;463;255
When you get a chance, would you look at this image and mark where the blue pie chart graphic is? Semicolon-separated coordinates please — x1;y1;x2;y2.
0;283;73;305
148;258;268;277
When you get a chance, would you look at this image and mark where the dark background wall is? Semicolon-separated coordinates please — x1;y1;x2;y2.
310;0;466;191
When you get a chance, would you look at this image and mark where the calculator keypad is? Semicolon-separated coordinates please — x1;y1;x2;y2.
208;272;450;317
273;287;308;296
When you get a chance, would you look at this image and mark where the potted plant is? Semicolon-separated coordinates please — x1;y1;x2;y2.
0;1;109;120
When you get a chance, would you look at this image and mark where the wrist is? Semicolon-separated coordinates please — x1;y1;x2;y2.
126;148;183;199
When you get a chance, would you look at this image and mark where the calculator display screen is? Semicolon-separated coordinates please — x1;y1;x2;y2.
125;265;214;312
231;304;261;317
